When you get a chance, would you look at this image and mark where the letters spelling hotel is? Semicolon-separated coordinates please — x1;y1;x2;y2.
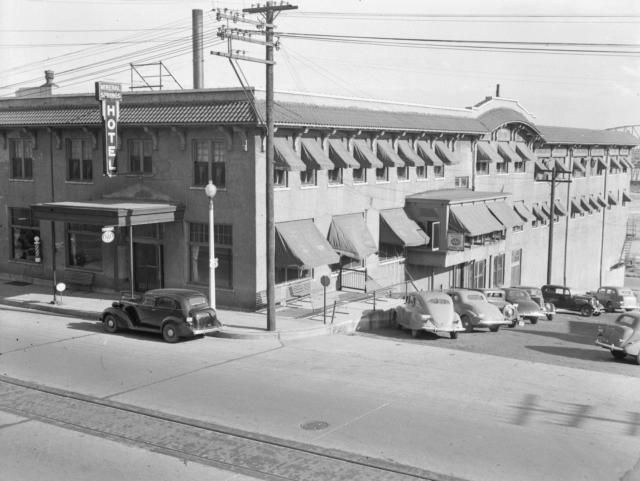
1;71;638;309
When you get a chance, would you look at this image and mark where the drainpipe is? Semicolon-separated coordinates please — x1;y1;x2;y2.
471;139;477;191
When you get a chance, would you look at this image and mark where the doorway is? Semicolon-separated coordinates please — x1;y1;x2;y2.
133;242;163;292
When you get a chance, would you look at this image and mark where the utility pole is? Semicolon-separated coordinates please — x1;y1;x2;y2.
213;2;297;331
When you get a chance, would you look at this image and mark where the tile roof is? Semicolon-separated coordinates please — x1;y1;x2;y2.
260;101;487;134
478;108;539;133
537;125;639;146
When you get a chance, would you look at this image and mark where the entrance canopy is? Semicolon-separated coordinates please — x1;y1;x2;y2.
275;219;339;269
32;200;184;226
328;213;377;260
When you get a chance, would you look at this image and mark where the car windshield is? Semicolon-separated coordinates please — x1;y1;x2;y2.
185;295;209;310
427;297;450;305
616;316;638;329
509;290;528;300
467;293;485;301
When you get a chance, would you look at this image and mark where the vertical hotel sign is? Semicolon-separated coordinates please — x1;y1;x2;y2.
95;81;122;177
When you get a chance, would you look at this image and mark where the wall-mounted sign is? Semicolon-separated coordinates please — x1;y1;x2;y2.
608;148;620;156
551;148;568;158
620;148;629;155
572;148;589;157
590;147;605;156
447;232;465;251
95;81;121;178
101;226;115;243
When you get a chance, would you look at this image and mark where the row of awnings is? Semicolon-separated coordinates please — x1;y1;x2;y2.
476;142;537;164
275;209;429;269
273;137;463;172
513;192;631;221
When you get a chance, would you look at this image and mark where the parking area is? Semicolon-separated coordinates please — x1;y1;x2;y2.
358;310;640;378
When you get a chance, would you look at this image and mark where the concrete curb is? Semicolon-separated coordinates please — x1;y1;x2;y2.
0;298;100;321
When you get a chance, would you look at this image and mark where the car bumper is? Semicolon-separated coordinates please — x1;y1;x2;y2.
595;339;625;352
189;325;223;336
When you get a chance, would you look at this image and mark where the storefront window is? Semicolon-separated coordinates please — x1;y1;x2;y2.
473;259;486;288
10;208;39;262
189;223;233;289
67;223;102;270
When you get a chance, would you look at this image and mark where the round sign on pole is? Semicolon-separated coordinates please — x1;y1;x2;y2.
102;227;115;243
56;282;66;293
320;275;331;287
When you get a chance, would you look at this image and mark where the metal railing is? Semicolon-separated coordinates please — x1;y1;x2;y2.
337;266;368;292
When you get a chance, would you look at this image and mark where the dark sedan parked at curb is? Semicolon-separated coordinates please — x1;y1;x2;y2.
541;284;602;317
512;286;556;320
100;288;222;343
595;311;640;364
503;288;546;325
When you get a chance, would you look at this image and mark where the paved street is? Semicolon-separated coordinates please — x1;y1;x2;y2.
2;304;640;481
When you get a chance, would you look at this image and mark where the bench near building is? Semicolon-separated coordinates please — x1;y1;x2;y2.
0;85;637;309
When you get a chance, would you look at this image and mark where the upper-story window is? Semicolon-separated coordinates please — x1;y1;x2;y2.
496;160;508;174
396;166;409;181
513;159;525;173
433;165;444;178
10;138;33;180
353;167;367;183
193;140;225;188
476;159;489;175
300;169;317;186
66;139;93;182
416;165;426;179
328;167;343;185
376;167;389;182
274;167;288;188
129;139;153;174
455;176;469;189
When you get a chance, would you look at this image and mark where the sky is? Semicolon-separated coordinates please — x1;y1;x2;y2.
1;0;639;130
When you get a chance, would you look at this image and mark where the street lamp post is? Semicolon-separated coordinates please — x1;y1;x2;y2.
205;181;217;309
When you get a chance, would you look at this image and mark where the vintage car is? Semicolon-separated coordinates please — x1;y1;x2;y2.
512;286;556;320
503;288;546;325
393;291;463;339
448;289;512;332
595;311;640;364
591;286;639;312
475;288;520;327
541;284;602;317
100;288;222;343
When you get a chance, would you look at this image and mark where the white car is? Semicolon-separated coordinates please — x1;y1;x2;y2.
393;291;463;339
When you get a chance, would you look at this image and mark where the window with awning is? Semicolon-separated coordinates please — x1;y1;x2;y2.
380;208;429;247
300;138;334;170
554;159;570;173
589;196;601;211
449;204;504;237
327;139;359;169
397;140;424;167
275;219;339;269
570;199;584;217
607;192;618;206
579;197;592;214
515;143;537;162
596;194;607;208
274;137;306;171
415;140;443;166
477;142;502;163
486;201;524;229
376;139;404;167
531;205;546;222
434;140;462;165
513;203;534;223
609;157;622;171
327;213;377;261
540;202;552;219
623;191;633;204
573;159;586;174
352;139;383;169
554;200;567;216
497;143;521;163
595;157;607;173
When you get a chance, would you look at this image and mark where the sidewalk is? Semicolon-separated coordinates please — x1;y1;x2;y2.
0;275;401;340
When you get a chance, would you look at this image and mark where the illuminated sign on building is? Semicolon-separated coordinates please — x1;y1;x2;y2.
95;81;122;177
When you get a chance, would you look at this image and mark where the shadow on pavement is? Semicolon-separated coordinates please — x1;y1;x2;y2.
509;319;602;346
66;321;169;343
525;344;612;362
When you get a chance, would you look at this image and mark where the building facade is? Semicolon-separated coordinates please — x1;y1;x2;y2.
0;88;637;309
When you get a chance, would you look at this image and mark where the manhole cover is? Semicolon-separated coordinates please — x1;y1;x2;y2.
300;421;329;431
6;281;31;287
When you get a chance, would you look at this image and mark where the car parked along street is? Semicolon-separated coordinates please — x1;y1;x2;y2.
595;311;640;364
541;284;602;317
591;286;639;313
448;289;513;332
393;291;463;339
503;288;546;324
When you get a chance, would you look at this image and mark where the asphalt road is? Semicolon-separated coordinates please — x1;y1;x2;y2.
1;304;640;481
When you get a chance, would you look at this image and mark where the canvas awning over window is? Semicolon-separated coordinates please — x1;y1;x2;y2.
415;140;443;166
589;196;601;210
486;201;524;229
275;219;339;269
513;203;534;223
380;208;429;247
595;157;607;170
328;213;377;260
449;204;504;236
570;199;584;216
580;197;592;213
32;200;184;226
541;202;552;219
620;157;634;170
300;138;334;170
397;140;424;167
608;192;618;206
352;139;383;169
327;139;360;169
531;205;546;221
623;191;633;203
554;200;567;216
376;139;404;167
596;194;607;208
554;159;570;173
515;143;537;162
573;159;586;173
534;160;549;173
274;137;306;171
476;142;502;163
497;143;521;163
434;140;462;165
609;157;622;170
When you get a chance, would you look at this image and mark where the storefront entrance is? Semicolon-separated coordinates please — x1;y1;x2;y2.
133;243;163;292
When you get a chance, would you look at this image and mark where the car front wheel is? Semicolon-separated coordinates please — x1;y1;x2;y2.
606;301;614;313
103;314;118;333
450;331;458;339
489;325;500;332
461;315;473;332
162;322;180;343
611;350;626;360
580;305;593;317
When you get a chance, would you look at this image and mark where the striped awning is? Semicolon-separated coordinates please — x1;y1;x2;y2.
476;142;502;163
434;140;462;165
275;219;340;269
415;140;443;166
531;205;546;221
513;203;534;223
596;194;607;208
497;143;521;163
570;199;584;216
486;201;524;229
352;139;383;169
397;140;424;167
609;157;622;170
327;139;359;169
554;159;570;173
554;200;567;216
376;139;404;167
515;143;537;162
449;204;504;236
580;197;592;213
573;159;586;173
608;192;618;206
380;208;429;247
589;196;601;210
300;138;334;170
274;137;306;171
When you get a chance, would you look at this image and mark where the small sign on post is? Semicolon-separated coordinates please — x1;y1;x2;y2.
101;226;115;243
320;275;331;325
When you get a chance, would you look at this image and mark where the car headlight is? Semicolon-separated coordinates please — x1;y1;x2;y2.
504;305;515;317
420;314;432;322
186;316;194;326
545;302;554;311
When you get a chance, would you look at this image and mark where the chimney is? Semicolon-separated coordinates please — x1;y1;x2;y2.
495;83;501;97
43;70;57;86
15;70;58;97
192;9;204;89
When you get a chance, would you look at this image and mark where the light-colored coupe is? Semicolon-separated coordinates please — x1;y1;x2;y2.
393;291;463;339
448;289;512;332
